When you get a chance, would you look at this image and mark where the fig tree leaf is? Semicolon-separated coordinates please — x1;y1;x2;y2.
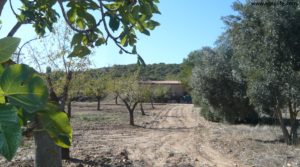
0;37;21;63
38;103;72;148
0;64;48;113
0;104;21;161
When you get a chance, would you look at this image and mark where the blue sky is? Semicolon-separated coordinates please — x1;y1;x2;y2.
0;0;237;68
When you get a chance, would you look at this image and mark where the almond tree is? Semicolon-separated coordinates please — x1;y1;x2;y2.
85;73;109;111
117;73;145;125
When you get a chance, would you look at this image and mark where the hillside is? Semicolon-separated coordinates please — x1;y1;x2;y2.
90;63;181;81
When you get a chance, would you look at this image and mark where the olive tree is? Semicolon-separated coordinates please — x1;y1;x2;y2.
224;0;300;144
191;46;257;123
179;50;202;93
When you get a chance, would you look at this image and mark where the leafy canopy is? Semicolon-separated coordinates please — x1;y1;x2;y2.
15;0;160;60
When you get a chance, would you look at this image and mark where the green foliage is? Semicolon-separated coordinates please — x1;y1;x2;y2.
0;37;21;63
85;73;108;99
117;73;141;103
0;37;72;160
92;63;181;80
221;0;300;144
191;46;258;124
225;0;300;114
152;85;171;103
199;104;221;122
0;105;21;160
38;103;72;148
17;0;160;58
179;50;202;92
1;64;48;112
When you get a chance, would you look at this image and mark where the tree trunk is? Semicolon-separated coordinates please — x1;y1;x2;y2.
60;71;73;110
61;148;70;160
62;99;71;160
290;113;298;145
60;72;72;160
140;103;145;115
276;109;291;145
121;97;138;126
289;111;298;145
129;110;134;125
150;98;155;109
115;95;118;105
67;100;72;118
97;97;101;111
288;100;298;145
45;75;70;162
34;119;62;167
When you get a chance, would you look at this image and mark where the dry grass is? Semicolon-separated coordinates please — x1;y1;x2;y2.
206;116;300;167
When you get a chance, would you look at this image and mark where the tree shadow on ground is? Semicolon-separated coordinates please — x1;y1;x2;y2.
251;138;285;144
257;117;300;126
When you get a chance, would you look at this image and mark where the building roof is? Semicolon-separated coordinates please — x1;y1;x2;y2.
139;80;182;85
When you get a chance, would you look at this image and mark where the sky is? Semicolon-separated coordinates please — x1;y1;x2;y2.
0;0;238;68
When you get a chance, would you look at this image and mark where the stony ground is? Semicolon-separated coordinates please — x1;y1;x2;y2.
0;102;299;167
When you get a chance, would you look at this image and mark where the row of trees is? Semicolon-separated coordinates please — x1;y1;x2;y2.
48;67;171;125
189;0;300;145
24;25;173;127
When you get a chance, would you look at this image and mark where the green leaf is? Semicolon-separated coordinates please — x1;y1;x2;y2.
0;64;48;112
104;2;123;10
0;104;21;161
141;2;152;16
120;35;128;46
146;20;160;30
137;55;146;67
69;45;91;58
128;34;137;46
132;45;137;54
38;103;72;148
71;33;83;47
132;6;140;20
151;4;161;14
0;37;21;63
0;88;5;104
83;12;97;27
67;8;77;23
109;16;120;32
76;18;85;29
95;38;106;46
0;65;4;76
141;28;150;36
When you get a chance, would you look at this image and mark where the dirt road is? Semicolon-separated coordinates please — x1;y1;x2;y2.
72;104;245;167
124;104;243;167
